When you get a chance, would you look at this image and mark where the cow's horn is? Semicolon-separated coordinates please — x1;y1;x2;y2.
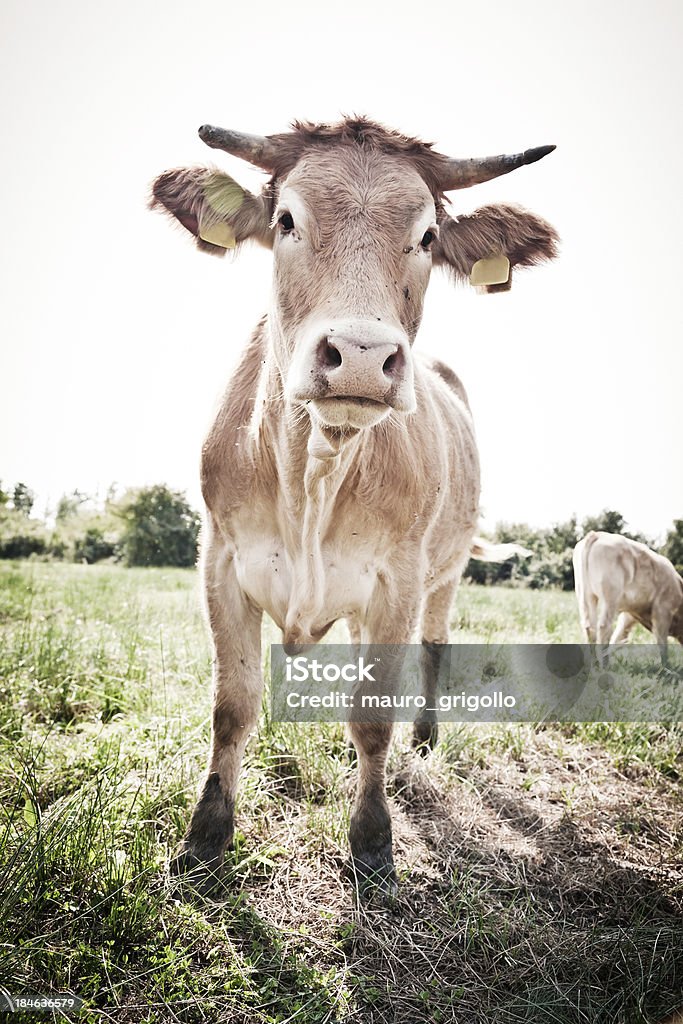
440;145;556;190
198;124;278;171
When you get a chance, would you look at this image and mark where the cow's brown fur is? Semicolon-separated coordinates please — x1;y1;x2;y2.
264;118;455;200
152;118;558;891
435;203;559;283
151;168;273;256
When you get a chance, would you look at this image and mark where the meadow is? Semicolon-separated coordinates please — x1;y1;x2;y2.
0;561;682;1023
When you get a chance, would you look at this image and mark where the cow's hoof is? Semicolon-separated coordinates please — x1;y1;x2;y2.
169;843;225;895
412;718;438;754
350;847;398;897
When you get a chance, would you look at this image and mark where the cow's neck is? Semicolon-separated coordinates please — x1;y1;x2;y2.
254;353;367;643
290;428;361;644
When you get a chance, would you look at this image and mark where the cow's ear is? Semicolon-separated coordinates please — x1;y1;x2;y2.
150;168;274;256
433;204;558;291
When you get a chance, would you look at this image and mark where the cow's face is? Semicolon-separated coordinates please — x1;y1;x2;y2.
272;148;438;428
151;119;558;432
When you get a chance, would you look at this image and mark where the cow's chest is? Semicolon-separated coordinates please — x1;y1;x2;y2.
233;531;383;632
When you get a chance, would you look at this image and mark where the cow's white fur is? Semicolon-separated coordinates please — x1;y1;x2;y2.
573;531;683;661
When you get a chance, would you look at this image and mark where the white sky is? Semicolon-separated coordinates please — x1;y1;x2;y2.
1;0;681;540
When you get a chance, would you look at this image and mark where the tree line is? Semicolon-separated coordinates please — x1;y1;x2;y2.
0;482;199;568
1;480;681;584
464;511;683;588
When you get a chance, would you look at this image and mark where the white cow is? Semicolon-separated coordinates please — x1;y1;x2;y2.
573;531;683;661
152;117;557;890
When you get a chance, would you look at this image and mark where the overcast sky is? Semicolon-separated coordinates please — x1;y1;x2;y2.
1;0;681;540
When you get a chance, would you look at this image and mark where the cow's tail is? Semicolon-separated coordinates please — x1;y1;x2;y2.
469;537;533;562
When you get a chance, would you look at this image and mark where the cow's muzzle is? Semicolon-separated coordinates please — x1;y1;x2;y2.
287;320;415;427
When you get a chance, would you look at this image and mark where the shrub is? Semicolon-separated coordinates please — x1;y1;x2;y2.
73;527;117;564
0;509;49;559
526;549;575;590
116;486;200;568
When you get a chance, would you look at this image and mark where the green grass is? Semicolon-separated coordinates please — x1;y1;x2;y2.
0;562;682;1023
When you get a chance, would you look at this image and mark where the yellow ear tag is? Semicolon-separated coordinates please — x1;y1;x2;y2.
470;255;510;288
198;174;245;249
198;217;236;249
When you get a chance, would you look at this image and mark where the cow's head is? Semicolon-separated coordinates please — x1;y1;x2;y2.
152;119;558;430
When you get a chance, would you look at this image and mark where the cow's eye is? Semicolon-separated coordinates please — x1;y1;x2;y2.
278;212;295;234
420;230;436;249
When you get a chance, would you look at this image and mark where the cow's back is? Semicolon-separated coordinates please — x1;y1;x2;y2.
409;356;480;582
419;354;471;411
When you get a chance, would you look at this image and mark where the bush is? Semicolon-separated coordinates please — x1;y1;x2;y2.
0;531;47;559
50;497;121;564
117;486;200;568
0;509;49;559
73;527;117;564
0;512;48;561
526;549;575;590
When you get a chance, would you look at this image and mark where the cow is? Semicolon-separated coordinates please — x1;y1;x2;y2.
151;117;558;891
573;531;683;663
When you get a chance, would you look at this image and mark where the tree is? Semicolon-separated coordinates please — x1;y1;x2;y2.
580;508;655;548
0;482;8;507
662;519;683;575
56;490;88;522
117;485;200;568
546;516;579;554
12;482;34;517
581;509;626;536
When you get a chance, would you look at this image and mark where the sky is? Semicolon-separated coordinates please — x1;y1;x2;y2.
1;0;681;541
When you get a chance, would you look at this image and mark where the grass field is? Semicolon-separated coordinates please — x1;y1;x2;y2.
0;562;682;1023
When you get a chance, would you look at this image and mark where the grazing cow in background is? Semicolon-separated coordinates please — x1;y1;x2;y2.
573;531;683;662
151;117;558;890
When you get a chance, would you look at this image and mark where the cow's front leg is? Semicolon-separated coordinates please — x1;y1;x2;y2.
347;717;395;891
347;592;418;893
172;542;262;885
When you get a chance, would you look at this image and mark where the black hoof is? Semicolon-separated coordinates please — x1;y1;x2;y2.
169;842;226;895
350;844;398;896
171;773;234;894
412;718;438;754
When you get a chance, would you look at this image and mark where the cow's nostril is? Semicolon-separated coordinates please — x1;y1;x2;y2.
319;338;342;368
383;352;398;376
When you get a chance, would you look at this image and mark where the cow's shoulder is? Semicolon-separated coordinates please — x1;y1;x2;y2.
201;317;267;515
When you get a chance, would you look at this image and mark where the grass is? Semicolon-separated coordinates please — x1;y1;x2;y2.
0;562;682;1023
